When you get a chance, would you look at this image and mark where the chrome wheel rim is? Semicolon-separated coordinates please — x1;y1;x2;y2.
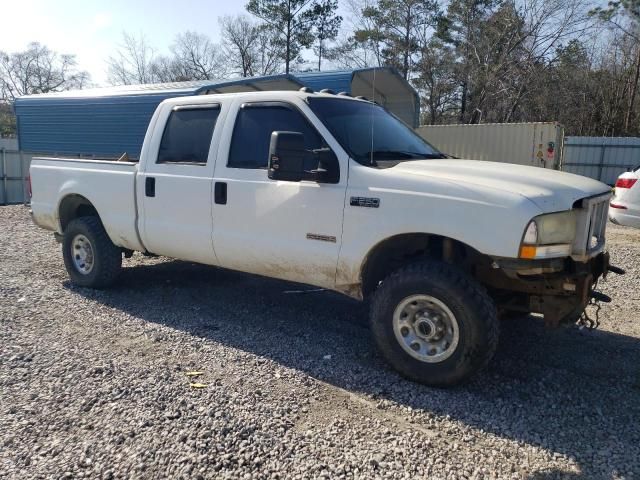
71;234;94;275
393;294;460;363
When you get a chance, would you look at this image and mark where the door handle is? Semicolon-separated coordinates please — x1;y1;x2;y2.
145;177;156;197
214;182;227;205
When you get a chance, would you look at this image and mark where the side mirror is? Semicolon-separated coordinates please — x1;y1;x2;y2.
268;131;340;183
268;131;307;182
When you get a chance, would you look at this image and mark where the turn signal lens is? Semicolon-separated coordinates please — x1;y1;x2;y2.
519;245;537;259
519;244;572;259
615;178;637;189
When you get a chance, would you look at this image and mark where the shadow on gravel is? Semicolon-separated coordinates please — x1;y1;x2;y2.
70;259;640;479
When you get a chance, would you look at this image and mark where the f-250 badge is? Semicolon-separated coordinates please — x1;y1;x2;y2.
350;197;380;208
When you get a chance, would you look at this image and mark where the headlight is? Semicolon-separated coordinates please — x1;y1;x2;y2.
520;211;577;259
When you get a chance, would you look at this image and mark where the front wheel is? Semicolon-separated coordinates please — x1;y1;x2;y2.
62;217;122;288
370;260;499;387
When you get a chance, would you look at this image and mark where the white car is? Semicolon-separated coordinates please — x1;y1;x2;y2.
610;167;640;229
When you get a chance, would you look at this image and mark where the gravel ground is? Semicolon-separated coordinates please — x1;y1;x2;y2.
1;204;639;480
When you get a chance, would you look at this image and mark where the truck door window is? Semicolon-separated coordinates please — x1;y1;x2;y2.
228;104;324;169
157;106;220;165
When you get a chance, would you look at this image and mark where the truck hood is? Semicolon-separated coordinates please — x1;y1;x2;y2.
393;159;611;212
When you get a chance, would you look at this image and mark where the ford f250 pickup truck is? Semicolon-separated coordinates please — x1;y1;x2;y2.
29;89;621;386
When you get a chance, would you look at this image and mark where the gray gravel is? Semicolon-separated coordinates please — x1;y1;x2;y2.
1;204;639;479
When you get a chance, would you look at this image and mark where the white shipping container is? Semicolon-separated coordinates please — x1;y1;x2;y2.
416;122;564;169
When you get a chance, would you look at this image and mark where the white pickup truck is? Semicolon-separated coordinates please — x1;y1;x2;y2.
30;89;620;386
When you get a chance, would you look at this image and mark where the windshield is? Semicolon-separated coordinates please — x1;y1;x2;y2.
307;97;444;167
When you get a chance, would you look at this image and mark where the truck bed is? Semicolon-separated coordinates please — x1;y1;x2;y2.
29;157;145;252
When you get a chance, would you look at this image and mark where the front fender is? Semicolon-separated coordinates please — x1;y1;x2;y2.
336;165;543;293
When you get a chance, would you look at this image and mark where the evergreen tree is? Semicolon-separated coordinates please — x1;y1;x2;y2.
246;0;317;73
307;0;342;70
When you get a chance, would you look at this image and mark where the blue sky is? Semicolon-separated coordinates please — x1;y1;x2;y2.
1;0;265;85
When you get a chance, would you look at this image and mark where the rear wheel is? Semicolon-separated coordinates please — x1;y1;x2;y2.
370;260;499;386
62;217;122;288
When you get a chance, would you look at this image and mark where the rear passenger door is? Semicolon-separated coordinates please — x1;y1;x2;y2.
211;100;347;289
138;103;224;264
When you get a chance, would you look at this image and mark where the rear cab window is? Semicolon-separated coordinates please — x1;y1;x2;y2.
157;105;221;165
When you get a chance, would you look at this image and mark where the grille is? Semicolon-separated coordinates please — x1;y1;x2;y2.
573;193;611;258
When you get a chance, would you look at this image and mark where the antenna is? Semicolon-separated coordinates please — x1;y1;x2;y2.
369;67;377;166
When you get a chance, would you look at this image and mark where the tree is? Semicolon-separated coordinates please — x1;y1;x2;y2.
307;0;342;70
435;0;594;124
246;0;317;73
220;15;283;76
591;0;640;133
107;32;157;85
0;42;89;136
253;24;286;75
414;39;460;124
149;55;189;83
591;0;640;40
522;40;591;132
327;0;385;69
170;31;226;80
356;0;439;79
437;0;500;121
221;15;260;77
108;31;226;85
0;102;16;137
0;42;89;100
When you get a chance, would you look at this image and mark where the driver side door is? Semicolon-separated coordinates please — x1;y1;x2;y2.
211;100;348;289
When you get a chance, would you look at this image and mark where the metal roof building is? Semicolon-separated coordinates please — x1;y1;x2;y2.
15;67;419;159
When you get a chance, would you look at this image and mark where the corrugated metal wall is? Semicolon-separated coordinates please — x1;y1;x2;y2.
562;137;640;185
16;92;194;158
0;138;31;205
15;68;420;160
416;123;563;169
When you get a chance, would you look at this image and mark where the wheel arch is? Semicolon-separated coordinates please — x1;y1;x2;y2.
58;194;101;232
359;232;484;298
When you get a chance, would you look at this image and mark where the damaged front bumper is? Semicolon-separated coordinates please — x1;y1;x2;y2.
482;252;624;327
